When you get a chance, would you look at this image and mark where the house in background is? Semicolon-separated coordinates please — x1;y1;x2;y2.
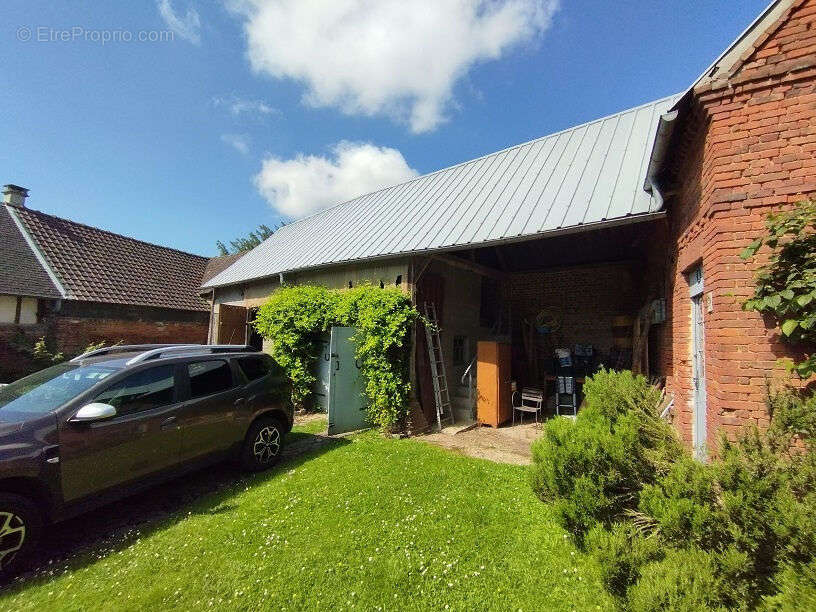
0;184;212;382
203;0;816;452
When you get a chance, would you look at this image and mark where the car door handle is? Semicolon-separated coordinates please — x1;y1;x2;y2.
160;416;178;430
234;398;246;406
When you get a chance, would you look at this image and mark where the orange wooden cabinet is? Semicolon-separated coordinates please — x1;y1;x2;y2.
476;341;512;428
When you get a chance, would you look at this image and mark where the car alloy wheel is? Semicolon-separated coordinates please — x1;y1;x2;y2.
252;425;281;465
0;511;26;570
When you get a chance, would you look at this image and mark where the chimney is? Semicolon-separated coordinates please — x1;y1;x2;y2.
2;184;29;207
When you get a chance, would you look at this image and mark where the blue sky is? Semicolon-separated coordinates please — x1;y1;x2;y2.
1;1;768;256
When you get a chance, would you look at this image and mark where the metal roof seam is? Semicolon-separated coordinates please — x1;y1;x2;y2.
499;135;560;237
424;150;506;250
366;161;470;257
320;180;417;264
483;138;549;240
555;118;607;229
397;156;487;254
516;130;576;237
455;142;531;245
579;113;623;225
536;125;591;233
446;147;522;247
383;160;481;255
468;138;539;244
603;107;641;222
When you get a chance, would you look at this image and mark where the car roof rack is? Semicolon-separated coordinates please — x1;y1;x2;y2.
125;344;256;366
69;344;191;363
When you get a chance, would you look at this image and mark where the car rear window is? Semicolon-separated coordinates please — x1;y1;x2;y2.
236;356;273;382
188;360;233;398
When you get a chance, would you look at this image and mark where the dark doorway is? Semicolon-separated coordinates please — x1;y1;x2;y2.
247;308;264;351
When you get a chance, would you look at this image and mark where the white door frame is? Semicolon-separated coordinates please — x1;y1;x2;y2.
689;264;707;460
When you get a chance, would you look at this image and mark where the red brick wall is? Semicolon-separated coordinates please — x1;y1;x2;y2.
0;301;209;382
659;0;816;448
508;262;643;384
50;317;208;355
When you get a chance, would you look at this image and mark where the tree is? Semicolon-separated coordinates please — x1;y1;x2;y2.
216;223;277;255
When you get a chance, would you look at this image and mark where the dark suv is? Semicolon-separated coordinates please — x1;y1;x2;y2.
0;344;292;572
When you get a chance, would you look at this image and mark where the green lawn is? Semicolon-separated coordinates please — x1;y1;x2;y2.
2;420;612;611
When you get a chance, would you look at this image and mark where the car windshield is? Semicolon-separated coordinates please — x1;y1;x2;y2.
0;363;117;420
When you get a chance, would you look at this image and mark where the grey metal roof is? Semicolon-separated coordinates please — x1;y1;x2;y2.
204;94;681;289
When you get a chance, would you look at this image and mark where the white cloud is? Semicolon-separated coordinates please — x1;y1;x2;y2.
254;141;418;217
221;133;251;154
157;0;202;44
227;0;559;133
212;95;278;117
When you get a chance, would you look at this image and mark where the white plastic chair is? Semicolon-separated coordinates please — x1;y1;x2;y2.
512;387;545;425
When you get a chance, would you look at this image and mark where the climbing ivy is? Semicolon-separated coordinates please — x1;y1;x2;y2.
253;284;419;429
741;199;816;378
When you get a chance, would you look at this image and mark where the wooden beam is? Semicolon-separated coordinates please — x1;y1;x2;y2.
431;253;503;280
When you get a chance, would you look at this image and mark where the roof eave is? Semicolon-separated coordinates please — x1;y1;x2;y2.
202;211;667;290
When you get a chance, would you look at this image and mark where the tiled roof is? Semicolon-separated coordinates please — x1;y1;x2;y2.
9;205;210;312
205;94;680;289
0;205;61;298
201;253;245;286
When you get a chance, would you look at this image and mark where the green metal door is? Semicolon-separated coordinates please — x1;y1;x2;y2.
327;327;369;435
311;332;331;413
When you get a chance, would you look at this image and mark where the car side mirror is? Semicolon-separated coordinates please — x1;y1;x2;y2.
71;402;117;423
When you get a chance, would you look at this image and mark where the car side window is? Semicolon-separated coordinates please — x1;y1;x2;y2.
93;365;176;416
236;356;272;382
188;360;234;398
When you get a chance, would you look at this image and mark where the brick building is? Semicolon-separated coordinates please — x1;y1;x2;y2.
201;0;816;451
0;185;212;382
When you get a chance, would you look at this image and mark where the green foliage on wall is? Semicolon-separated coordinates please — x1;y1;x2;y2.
742;199;816;378
253;284;419;429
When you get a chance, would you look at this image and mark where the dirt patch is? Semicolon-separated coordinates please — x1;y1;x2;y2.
420;422;542;466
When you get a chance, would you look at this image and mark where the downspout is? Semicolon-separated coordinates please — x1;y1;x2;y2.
644;109;679;211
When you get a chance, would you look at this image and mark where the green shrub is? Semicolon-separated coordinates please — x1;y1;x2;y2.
763;560;816;611
531;373;816;608
638;455;723;550
626;548;727;612
585;522;661;599
253;285;338;408
530;369;681;540
253;284;418;429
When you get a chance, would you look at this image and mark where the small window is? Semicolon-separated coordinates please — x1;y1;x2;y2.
188;360;233;398
94;365;175;416
237;356;272;382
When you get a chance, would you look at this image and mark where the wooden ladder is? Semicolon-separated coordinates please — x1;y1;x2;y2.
424;302;454;430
